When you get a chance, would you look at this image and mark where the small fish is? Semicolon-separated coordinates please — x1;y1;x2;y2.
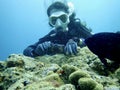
85;32;120;68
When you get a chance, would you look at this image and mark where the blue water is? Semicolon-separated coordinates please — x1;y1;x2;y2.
0;0;120;60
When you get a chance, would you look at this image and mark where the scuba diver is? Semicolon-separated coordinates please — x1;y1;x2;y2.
23;0;92;57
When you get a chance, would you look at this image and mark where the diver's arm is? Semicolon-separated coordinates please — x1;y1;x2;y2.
23;30;55;57
23;30;66;57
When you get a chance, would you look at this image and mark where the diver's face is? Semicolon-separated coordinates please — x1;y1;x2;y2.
49;11;69;32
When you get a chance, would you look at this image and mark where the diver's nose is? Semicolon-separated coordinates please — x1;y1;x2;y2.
55;19;62;27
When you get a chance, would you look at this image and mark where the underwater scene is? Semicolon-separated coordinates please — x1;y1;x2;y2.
0;0;120;90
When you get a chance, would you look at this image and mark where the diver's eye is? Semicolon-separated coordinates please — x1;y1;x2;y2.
59;14;68;23
51;17;57;25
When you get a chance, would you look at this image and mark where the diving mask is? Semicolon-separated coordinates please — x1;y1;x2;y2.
49;11;70;31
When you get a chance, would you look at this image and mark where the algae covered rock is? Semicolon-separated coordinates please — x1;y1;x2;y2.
62;64;79;77
6;54;25;68
94;84;104;90
69;70;91;85
58;84;76;90
104;86;120;90
0;47;120;90
69;70;103;90
24;81;54;90
78;78;103;90
78;78;97;90
42;73;64;87
115;68;120;81
0;61;5;71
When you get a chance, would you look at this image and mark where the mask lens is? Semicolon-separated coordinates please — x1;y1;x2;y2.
50;16;57;26
59;14;68;23
49;14;68;26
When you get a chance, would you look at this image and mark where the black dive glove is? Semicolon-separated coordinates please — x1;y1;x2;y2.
23;47;34;57
34;41;52;55
64;39;78;55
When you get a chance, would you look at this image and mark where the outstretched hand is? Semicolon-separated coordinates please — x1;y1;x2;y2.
64;39;78;55
34;41;52;55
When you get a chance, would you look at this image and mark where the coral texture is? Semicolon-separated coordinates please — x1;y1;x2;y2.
0;47;120;90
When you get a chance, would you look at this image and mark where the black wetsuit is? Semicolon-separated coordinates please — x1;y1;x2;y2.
23;18;92;57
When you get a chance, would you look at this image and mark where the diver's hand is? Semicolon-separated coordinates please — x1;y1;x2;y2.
34;41;52;55
23;47;34;57
64;39;78;55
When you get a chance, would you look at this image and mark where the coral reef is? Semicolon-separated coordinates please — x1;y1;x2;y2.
0;47;120;90
78;78;103;90
69;70;91;85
